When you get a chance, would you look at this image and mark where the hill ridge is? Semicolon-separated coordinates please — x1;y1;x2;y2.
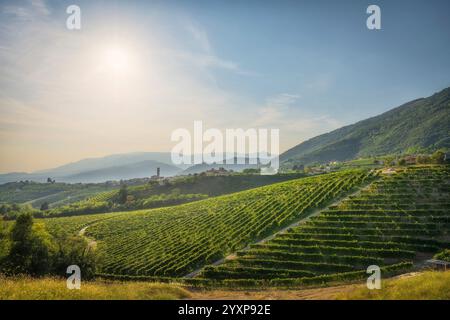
281;87;450;166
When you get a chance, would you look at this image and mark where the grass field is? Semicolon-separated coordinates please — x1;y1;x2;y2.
1;271;449;300
0;276;190;300
4;165;448;298
338;271;450;300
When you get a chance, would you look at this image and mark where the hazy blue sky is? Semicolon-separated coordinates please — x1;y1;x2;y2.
1;0;449;172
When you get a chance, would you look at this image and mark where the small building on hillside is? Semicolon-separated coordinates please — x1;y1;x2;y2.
205;167;231;176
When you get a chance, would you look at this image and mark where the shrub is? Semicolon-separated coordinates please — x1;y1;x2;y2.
0;213;98;278
433;249;450;262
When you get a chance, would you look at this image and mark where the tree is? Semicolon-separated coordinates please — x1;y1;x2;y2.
0;204;8;215
53;236;98;279
431;150;445;164
434;249;450;262
242;168;260;174
148;180;159;187
40;202;49;211
6;213;56;275
1;213;98;277
0;220;10;263
117;185;128;204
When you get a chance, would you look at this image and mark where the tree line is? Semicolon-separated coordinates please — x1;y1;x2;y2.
0;213;97;278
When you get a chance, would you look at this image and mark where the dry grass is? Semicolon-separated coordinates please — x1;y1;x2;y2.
337;271;450;300
0;276;191;300
190;271;450;300
2;271;449;300
189;285;355;300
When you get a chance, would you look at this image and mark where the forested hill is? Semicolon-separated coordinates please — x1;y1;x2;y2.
281;87;450;166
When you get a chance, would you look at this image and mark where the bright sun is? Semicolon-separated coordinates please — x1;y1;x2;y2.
103;46;131;74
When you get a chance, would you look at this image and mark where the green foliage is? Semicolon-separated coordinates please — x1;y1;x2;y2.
18;174;305;218
201;166;450;286
4;213;56;275
45;200;111;218
0;213;97;278
281;87;450;165
383;156;395;167
116;185;128;204
52;236;98;279
242;168;261;174
417;155;431;164
0;220;10;262
40;202;49;211
434;249;450;262
42;170;373;277
431;150;446;164
0;203;40;220
0;181;117;208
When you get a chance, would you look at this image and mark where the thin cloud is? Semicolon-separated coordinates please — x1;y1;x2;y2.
183;20;258;76
251;93;342;151
1;0;50;19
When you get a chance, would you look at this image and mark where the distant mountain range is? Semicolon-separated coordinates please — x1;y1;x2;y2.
59;160;181;183
0;153;263;184
0;153;182;184
280;87;450;167
34;152;178;176
1;87;449;184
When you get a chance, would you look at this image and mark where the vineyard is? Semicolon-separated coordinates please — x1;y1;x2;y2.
28;174;308;218
0;181;118;209
198;166;450;287
50;170;372;277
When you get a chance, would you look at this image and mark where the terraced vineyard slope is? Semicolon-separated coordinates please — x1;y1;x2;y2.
69;170;373;278
41;211;128;236
199;166;450;287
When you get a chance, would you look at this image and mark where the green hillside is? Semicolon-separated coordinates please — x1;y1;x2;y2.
7;166;450;290
42;170;373;278
2;174;304;219
0;181;118;208
281;87;450;166
200;166;450;287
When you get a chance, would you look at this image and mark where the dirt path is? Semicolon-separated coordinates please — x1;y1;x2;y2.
189;284;356;300
76;213;130;250
78;226;97;250
184;179;376;278
188;271;423;300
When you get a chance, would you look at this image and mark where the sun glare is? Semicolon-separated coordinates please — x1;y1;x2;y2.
103;46;132;74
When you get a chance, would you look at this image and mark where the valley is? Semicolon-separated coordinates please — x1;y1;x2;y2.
1;88;449;300
31;165;449;293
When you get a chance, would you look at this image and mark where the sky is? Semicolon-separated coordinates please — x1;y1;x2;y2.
0;0;450;173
